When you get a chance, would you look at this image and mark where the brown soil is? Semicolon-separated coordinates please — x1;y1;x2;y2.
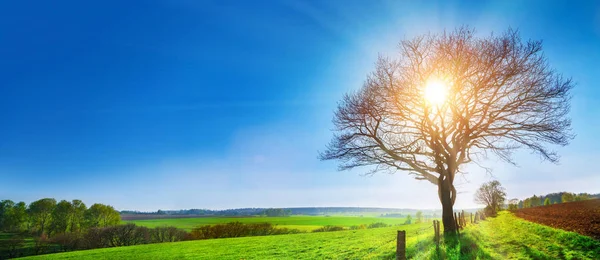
513;199;600;240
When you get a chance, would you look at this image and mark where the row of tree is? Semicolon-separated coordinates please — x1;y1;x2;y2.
473;180;598;215
0;198;120;235
509;192;596;209
122;207;428;217
262;208;291;217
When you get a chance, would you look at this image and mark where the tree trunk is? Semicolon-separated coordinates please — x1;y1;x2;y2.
439;176;457;234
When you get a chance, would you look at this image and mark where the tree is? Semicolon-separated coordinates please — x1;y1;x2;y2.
320;27;573;233
474;180;506;216
50;200;74;234
562;192;575;203
28;198;57;235
530;195;541;207
404;214;412;224
543;198;551;206
70;200;87;233
575;193;589;201
508;198;519;210
0;200;15;231
415;211;423;223
523;198;531;208
85;204;120;228
11;202;28;231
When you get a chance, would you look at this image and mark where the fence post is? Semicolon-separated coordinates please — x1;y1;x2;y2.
470;213;473;224
396;230;406;260
433;220;440;249
454;212;461;235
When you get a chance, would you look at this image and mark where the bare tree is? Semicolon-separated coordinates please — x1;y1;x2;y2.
474;180;507;215
320;27;573;233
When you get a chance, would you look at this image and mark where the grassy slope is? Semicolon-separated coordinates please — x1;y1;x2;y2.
20;212;600;259
411;211;600;259
20;222;434;259
125;215;407;231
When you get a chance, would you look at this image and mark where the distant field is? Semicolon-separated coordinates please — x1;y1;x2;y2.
21;212;600;259
124;215;408;231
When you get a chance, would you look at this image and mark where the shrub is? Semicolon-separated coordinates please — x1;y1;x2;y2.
0;236;26;258
349;224;367;230
33;233;51;255
367;222;389;229
150;226;188;243
189;222;300;240
312;226;344;232
51;232;84;252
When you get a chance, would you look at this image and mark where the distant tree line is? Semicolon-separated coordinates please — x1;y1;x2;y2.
262;208;291;217
509;192;598;209
380;213;404;218
0;198;121;258
121;207;427;217
0;198;119;235
121;208;268;216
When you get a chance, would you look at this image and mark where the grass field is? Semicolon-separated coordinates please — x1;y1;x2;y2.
411;211;600;259
20;212;600;259
124;215;408;231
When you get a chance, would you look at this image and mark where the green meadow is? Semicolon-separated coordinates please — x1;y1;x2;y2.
20;212;600;259
125;215;408;231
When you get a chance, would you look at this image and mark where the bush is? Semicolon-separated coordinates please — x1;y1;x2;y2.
151;226;188;243
312;225;344;232
51;232;84;252
83;224;154;249
189;222;300;240
484;206;496;217
33;233;52;255
367;222;389;229
0;236;26;259
349;224;367;230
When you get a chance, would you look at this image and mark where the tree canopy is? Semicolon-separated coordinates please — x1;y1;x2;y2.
321;27;573;233
474;180;507;215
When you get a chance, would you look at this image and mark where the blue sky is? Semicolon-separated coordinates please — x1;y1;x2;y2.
1;0;599;211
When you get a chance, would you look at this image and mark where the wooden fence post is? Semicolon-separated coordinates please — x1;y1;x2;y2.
433;220;440;248
470;213;473;224
396;230;406;260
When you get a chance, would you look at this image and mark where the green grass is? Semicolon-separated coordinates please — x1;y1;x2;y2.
19;222;434;259
410;211;600;259
18;212;600;259
125;215;407;231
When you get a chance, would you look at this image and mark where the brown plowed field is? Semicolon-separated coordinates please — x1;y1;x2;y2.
513;199;600;240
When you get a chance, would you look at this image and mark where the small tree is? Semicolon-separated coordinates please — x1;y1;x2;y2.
574;194;589;201
85;204;120;228
523;198;531;208
404;214;412;224
508;198;519;210
562;192;575;203
415;211;423;223
543;198;551;206
530;195;541;207
474;180;506;216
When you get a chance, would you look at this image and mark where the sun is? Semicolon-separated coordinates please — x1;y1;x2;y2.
423;78;449;105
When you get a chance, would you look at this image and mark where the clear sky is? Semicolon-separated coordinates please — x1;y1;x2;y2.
1;0;599;211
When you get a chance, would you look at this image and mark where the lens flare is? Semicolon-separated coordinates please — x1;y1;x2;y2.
424;79;449;105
